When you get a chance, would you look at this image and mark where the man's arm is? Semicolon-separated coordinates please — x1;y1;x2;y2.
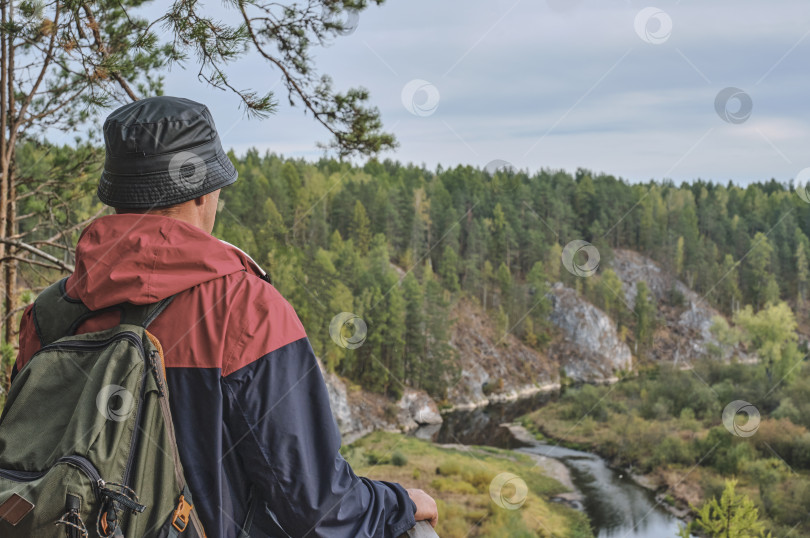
222;335;418;537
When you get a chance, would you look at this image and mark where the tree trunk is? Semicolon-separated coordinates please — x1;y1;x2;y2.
4;158;16;369
1;0;16;382
0;0;9;358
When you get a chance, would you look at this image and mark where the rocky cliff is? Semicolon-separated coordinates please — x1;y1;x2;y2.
321;250;731;441
445;297;558;409
548;282;633;381
610;249;731;363
318;359;442;444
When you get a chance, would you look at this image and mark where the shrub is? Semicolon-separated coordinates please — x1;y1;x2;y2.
560;384;609;422
482;378;504;395
652;436;695;467
366;451;390;465
651;398;673;420
678;407;700;431
437;460;463;476
391;451;408;467
667;284;686;308
383;403;399;420
753;419;810;470
465;469;495;491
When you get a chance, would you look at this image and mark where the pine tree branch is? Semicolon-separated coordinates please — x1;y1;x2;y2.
7;1;60;158
0;255;65;271
0;238;74;272
41;206;105;244
237;3;337;138
81;3;139;101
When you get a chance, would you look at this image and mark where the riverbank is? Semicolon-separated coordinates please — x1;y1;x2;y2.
507;423;692;520
501;421;690;537
519;361;810;537
344;431;593;538
519;396;707;522
440;381;561;413
506;424;585;509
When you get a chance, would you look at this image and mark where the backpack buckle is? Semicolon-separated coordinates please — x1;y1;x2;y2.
171;495;193;532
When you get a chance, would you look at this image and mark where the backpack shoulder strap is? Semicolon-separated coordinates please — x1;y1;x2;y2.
119;295;176;329
33;277;98;347
33;277;176;346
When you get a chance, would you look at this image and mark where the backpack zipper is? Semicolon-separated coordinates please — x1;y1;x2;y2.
0;467;42;481
0;455;105;497
23;331;146;375
37;331;144;354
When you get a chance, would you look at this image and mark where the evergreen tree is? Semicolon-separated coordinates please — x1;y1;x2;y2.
745;232;777;309
678;479;772;538
716;254;742;314
482;260;495;310
348;200;372;254
490;203;510;264
421;263;457;398
675;236;685;277
796;239;809;307
546;243;563;282
496;262;513;309
439;244;461;292
598;268;627;327
526;261;552;329
634;281;657;360
402;273;424;386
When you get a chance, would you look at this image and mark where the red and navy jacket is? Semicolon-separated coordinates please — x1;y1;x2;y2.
12;213;416;538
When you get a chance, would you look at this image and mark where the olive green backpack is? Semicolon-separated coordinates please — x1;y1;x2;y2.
0;278;218;537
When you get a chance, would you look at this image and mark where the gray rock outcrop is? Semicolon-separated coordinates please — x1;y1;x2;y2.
610;249;728;362
446;298;558;409
317;358;442;443
548;283;633;381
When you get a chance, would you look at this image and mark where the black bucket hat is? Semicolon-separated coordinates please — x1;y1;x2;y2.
97;96;238;209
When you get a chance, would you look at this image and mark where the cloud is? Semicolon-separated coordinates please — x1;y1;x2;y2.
46;0;810;185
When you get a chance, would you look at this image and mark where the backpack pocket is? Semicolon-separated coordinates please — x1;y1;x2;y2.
0;454;103;536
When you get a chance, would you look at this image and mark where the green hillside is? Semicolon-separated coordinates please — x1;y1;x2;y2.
7;142;810;400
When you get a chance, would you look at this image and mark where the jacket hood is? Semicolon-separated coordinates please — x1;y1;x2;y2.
66;213;263;310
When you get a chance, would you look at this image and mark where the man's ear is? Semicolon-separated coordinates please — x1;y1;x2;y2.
193;193;207;207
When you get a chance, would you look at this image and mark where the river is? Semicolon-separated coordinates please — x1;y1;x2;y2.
416;392;688;538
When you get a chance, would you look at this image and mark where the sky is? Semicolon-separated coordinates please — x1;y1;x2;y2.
84;0;810;185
